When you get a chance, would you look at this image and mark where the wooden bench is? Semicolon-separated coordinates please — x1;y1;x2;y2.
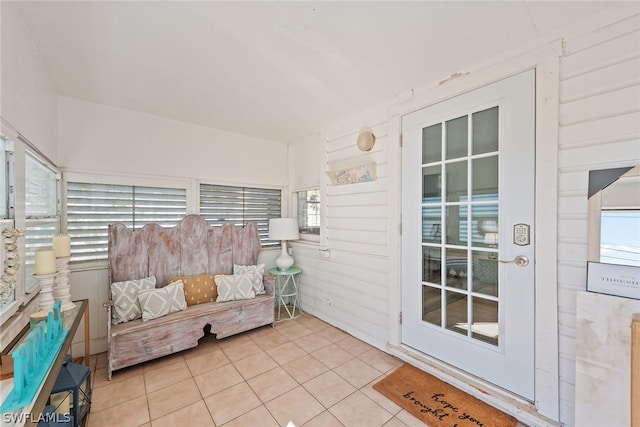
105;215;275;379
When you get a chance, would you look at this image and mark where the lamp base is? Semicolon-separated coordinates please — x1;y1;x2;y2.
275;241;294;271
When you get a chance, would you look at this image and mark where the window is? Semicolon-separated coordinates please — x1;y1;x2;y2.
24;151;60;293
0;137;7;219
600;210;640;267
199;184;281;246
0;136;16;315
66;182;187;262
0;135;15;221
297;188;320;235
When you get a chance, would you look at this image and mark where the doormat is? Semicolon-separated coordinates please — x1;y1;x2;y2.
373;364;517;427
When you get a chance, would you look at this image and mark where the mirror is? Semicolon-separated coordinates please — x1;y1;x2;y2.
588;165;640;267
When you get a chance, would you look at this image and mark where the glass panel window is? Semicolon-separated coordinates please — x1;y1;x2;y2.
67;182;187;262
25;152;60;292
422;123;442;164
471;297;499;345
422;165;441;202
600;210;640;266
422;246;442;284
445;116;468;160
445;161;467;203
422;285;441;326
297;189;320;235
472;156;498;200
472;107;499;155
420;105;501;347
0;136;6;219
199;184;281;246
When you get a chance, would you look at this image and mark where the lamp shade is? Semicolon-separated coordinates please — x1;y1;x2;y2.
268;218;299;241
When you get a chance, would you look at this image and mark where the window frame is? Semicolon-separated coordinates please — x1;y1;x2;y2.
24;150;61;294
295;187;321;243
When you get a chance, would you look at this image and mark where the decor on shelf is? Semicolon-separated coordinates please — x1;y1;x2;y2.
269;218;299;271
34;273;56;312
356;130;376;152
0;228;24;309
326;163;376;186
35;248;56;275
54;256;75;311
52;233;75;311
0;301;69;413
50;354;91;427
52;234;71;258
35;248;57;312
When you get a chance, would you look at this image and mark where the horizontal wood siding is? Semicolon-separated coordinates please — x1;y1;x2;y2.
293;106;392;348
557;13;640;426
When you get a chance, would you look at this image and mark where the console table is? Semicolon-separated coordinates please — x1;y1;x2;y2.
0;299;89;426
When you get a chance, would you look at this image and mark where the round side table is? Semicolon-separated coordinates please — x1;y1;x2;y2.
268;266;302;321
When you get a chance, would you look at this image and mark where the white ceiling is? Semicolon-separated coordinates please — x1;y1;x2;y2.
14;1;620;143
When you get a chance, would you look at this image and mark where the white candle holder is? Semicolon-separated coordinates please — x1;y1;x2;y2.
53;256;75;311
34;273;56;312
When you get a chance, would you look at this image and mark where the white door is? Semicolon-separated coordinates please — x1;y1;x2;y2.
401;70;535;400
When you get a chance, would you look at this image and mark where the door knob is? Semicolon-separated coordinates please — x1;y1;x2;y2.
498;255;529;267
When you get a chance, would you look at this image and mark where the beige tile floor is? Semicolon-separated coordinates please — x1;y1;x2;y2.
86;313;430;427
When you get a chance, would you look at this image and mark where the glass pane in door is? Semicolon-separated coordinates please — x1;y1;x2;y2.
472;156;498;200
446;116;468;160
422;246;442;284
472;297;498;345
422;123;442;164
445;291;467;336
422;165;441;201
446;161;467;202
422;285;441;326
420;105;501;347
472;107;499;155
472;205;499;248
472;251;498;297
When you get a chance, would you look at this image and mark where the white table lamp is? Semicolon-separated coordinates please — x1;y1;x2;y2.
269;218;299;270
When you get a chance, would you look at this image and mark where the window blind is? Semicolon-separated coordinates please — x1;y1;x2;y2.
66;182;187;262
199;184;281;246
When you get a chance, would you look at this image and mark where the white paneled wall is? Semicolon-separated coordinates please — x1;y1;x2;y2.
557;12;640;426
292;104;393;348
293;6;639;426
69;267;110;356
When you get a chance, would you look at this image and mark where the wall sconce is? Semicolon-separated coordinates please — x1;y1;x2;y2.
357;131;376;152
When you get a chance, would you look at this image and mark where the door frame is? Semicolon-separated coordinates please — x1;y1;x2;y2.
386;40;562;425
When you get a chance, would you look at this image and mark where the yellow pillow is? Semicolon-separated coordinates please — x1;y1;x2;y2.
168;274;220;306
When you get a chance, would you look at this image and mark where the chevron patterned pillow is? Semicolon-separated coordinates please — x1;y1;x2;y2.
215;273;256;302
233;264;265;295
137;280;187;321
110;275;156;324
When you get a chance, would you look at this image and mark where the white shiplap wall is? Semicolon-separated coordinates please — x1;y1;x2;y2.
292;104;394;348
292;6;639;427
557;12;639;427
